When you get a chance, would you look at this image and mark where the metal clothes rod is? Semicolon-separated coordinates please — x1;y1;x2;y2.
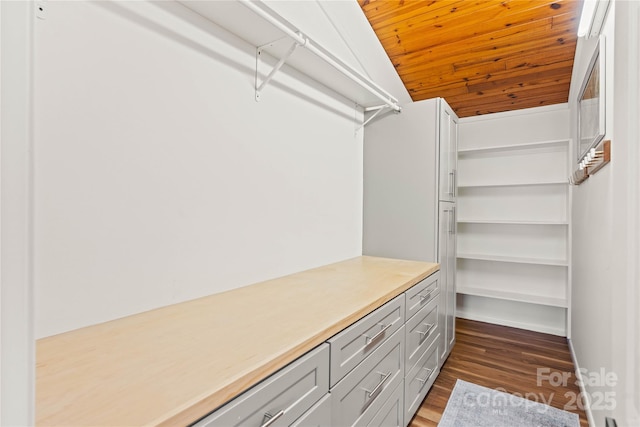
238;0;402;113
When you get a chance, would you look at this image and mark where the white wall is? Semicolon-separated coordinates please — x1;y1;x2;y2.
569;1;640;426
32;0;382;338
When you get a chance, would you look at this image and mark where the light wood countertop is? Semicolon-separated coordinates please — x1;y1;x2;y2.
36;256;439;426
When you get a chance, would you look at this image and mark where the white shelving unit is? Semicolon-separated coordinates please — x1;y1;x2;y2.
457;139;569;154
456;137;570;334
178;0;401;113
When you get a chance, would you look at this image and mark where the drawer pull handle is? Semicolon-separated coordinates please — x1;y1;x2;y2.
364;322;393;346
260;410;285;427
417;323;435;343
416;367;434;390
453;169;457;198
363;371;391;406
419;291;433;302
449;171;455;196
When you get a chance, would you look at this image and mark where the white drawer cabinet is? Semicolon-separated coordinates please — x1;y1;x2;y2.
193;271;443;427
405;296;439;373
404;335;440;425
405;272;440;321
330;327;405;427
403;271;441;426
193;344;329;427
328;294;405;387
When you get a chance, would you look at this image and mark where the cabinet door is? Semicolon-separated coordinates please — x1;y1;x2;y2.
439;101;457;202
446;205;456;353
438;204;450;363
438;202;457;364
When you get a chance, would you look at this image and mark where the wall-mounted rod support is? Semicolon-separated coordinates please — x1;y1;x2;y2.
240;0;401;113
364;105;386;112
361;106;386;128
256;40;299;101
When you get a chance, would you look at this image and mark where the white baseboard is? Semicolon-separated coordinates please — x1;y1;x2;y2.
456;311;566;336
568;338;596;427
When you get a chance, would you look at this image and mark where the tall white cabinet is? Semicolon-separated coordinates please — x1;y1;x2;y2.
363;97;458;365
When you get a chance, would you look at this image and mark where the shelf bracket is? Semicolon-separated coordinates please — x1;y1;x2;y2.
358;104;400;131
255;38;302;102
240;0;400;112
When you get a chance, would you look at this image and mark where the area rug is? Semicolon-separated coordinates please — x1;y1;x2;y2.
439;379;580;427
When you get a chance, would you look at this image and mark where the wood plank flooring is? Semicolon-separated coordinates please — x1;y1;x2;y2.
409;318;589;427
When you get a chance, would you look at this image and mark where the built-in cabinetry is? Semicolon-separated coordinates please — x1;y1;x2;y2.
364;97;458;365
178;0;401;113
36;257;438;426
403;273;441;425
456;139;570;334
193;271;441;427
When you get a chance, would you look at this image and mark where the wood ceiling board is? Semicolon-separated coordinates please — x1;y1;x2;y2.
409;69;572;104
390;12;576;71
359;0;581;117
401;59;574;106
390;32;575;93
399;55;574;92
370;1;569;53
452;86;571;116
466;65;574;93
408;70;572;114
360;0;464;27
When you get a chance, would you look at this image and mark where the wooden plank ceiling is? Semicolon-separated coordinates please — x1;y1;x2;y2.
358;0;582;117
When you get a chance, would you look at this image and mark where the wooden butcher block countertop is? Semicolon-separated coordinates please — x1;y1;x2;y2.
36;256;439;426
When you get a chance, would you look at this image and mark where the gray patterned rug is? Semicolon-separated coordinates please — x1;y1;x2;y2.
439;379;580;427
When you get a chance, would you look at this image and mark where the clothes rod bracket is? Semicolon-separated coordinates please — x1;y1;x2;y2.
240;0;401;112
255;38;301;102
358;104;400;131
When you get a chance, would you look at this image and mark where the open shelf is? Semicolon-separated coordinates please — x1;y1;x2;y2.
457;183;568;224
456;129;570;311
457;252;568;266
456;107;570;335
179;0;400;111
458;148;568;187
457;286;568;308
458;219;568;226
457;222;568;262
458;181;568;188
458;139;569;155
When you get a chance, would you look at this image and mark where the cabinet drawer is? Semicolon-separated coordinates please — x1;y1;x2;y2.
193;344;329;427
404;336;440;424
366;381;404;427
330;326;405;427
328;295;405;387
405;296;439;373
405;272;439;321
290;394;331;427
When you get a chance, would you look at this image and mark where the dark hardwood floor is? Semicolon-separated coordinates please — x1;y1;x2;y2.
409;318;589;427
